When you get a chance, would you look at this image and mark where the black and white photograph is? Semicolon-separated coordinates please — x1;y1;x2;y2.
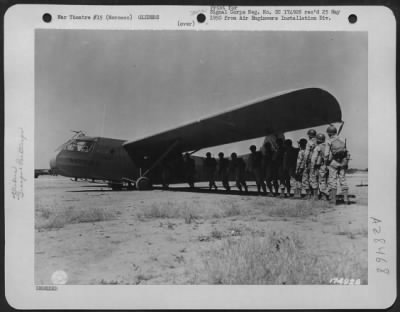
4;5;396;309
34;28;368;285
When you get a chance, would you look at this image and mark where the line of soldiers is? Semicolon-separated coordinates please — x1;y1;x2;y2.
183;124;350;204
296;125;350;204
202;151;249;193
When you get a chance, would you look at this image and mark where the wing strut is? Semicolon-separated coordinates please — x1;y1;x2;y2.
141;140;180;178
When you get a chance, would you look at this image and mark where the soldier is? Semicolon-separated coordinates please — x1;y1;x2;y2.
310;133;328;200
302;129;317;198
324;125;351;204
218;152;231;191
262;141;275;195
281;139;298;197
248;145;267;195
203;152;218;190
160;161;171;189
183;153;195;188
230;152;248;192
274;139;287;198
295;138;308;198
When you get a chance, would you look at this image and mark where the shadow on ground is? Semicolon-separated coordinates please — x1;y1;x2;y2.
67;184;356;204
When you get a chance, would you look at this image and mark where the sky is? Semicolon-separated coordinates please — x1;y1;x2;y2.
35;30;367;169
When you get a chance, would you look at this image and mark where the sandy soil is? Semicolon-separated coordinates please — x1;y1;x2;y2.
35;173;368;285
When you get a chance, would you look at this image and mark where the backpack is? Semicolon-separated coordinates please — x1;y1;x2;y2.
330;137;347;159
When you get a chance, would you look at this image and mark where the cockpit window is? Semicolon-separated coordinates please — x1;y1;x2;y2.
64;140;94;152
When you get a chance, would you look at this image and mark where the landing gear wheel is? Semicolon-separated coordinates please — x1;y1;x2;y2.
136;177;152;190
127;182;136;190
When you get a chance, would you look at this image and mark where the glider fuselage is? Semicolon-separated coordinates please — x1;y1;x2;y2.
50;136;138;182
50;135;206;186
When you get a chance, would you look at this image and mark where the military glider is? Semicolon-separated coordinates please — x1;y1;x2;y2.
49;88;342;190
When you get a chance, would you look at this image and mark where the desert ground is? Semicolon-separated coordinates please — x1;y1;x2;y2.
35;173;368;285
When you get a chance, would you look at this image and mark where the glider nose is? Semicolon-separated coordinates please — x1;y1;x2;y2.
49;153;58;174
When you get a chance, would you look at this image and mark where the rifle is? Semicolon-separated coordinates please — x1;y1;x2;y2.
337;121;345;135
343;138;350;168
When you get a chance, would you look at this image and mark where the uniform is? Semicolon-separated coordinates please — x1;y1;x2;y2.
230;157;248;192
296;148;308;193
275;145;288;195
270;147;283;195
302;137;317;195
281;146;299;196
310;142;328;196
304;138;317;167
262;148;275;194
287;147;300;178
248;150;266;194
204;157;218;190
324;135;350;194
218;157;231;191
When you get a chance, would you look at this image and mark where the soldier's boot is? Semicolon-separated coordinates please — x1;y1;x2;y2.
262;184;267;194
343;189;349;205
235;182;239;190
294;188;301;199
266;182;273;196
329;189;337;205
279;188;285;198
320;192;329;201
273;183;279;196
244;184;249;193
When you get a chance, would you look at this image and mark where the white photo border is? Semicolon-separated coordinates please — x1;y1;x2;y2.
4;4;397;309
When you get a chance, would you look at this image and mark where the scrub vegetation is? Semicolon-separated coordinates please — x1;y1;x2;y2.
35;174;368;285
36;199;115;230
199;232;367;284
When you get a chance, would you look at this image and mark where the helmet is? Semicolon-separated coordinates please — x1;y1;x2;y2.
206;152;211;157
231;152;237;158
307;129;317;137
316;133;325;143
298;138;308;146
218;152;224;157
249;145;257;151
327;125;337;135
